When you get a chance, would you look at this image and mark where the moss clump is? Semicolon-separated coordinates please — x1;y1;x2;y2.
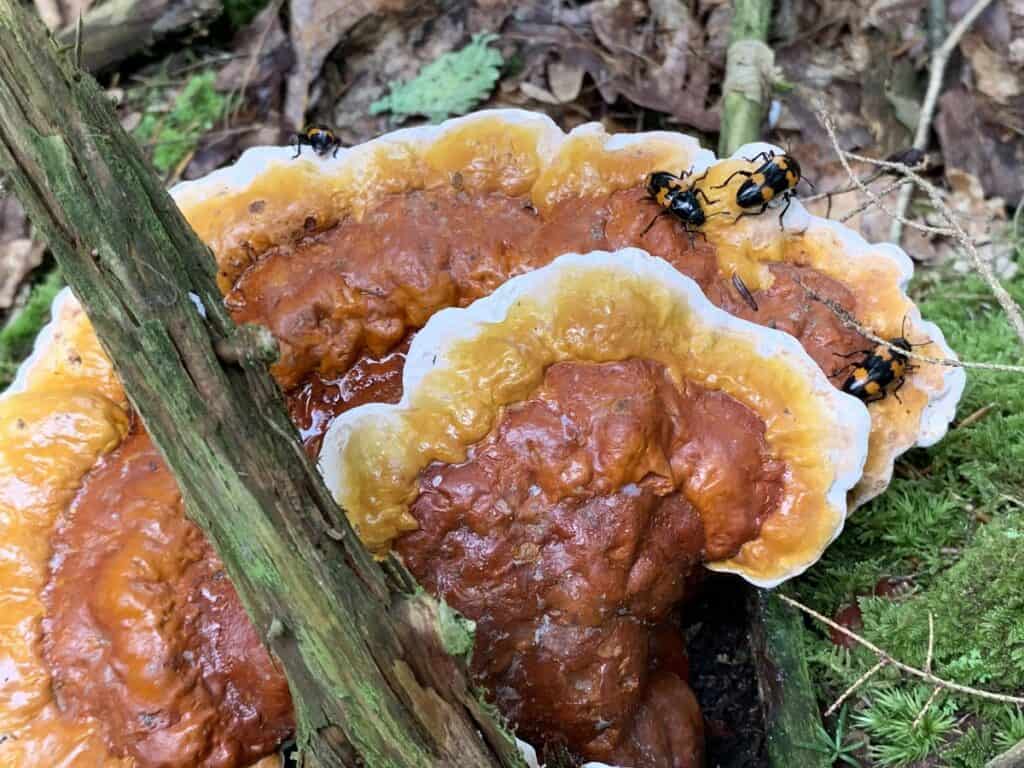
793;272;1024;767
853;687;957;766
437;599;476;659
370;34;503;124
0;268;62;389
134;71;227;176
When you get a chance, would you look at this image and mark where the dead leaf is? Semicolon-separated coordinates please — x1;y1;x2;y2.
218;3;292;105
285;0;415;129
936;86;1024;206
932;168;1014;278
35;0;92;31
520;81;561;105
961;34;1023;105
327;7;465;143
587;0;720;131
0;240;45;309
547;59;584;103
0;196;44;310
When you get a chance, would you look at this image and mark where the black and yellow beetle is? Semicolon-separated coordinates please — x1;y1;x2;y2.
642;168;722;239
713;150;807;226
833;319;923;404
292;125;342;159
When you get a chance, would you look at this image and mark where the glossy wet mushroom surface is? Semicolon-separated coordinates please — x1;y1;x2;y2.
33;185;866;768
4;112;959;768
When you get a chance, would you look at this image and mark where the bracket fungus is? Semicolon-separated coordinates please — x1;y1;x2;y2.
0;110;963;768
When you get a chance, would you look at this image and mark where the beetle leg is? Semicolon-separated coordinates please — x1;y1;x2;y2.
892;376;907;404
832;348;874;359
745;150;774;164
693;188;718;205
778;194;793;229
830;362;857;378
641;210;670;237
292;136;302;159
732;202;771;223
332;144;340;158
712;169;754;189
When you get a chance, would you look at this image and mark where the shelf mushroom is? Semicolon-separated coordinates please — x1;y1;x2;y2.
318;249;871;765
0;110;963;767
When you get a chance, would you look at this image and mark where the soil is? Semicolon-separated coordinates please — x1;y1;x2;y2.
684;574;767;768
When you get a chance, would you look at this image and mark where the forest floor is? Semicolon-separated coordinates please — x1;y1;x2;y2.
2;1;1023;766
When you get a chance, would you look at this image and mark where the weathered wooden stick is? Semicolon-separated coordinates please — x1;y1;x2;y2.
718;0;773;156
987;738;1024;768
748;589;831;768
0;3;523;767
54;0;221;72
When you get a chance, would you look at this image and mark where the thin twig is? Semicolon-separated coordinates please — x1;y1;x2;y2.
913;685;944;729
803;169;888;203
839;178;912;223
808;118;1024;350
796;277;1024;374
826;659;888;717
955;403;996;429
778;594;1024;706
228;0;284;126
890;0;996;242
816;110;955;238
925;612;935;674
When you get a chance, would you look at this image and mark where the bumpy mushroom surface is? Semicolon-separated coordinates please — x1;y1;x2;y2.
43;429;294;768
398;358;765;766
319;251;869;765
0;110;959;767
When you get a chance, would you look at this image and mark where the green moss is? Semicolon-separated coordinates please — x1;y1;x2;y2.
793;272;1024;766
853;686;957;766
0;267;63;389
134;71;227;175
437;599;476;659
370;34;503;123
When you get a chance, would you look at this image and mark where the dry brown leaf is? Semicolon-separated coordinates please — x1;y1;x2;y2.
936;86;1024;206
547;59;584;103
961;34;1023;105
931;169;1014;278
35;0;92;31
0;240;45;309
588;0;719;131
0;196;44;310
520;81;561;105
285;0;414;129
218;3;291;101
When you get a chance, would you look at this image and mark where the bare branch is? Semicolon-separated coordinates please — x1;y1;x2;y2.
890;0;997;242
778;594;1024;706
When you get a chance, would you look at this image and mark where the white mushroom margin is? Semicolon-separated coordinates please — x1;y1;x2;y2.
318;248;871;586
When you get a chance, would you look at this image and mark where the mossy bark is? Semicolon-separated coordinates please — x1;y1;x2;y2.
0;4;524;767
718;0;773;156
749;589;830;768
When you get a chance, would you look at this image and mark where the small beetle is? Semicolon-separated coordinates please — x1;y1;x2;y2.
833;319;923;404
713;150;806;226
292;125;342;159
642;168;720;239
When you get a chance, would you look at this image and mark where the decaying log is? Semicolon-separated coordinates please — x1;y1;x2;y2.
55;0;221;72
749;589;831;768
